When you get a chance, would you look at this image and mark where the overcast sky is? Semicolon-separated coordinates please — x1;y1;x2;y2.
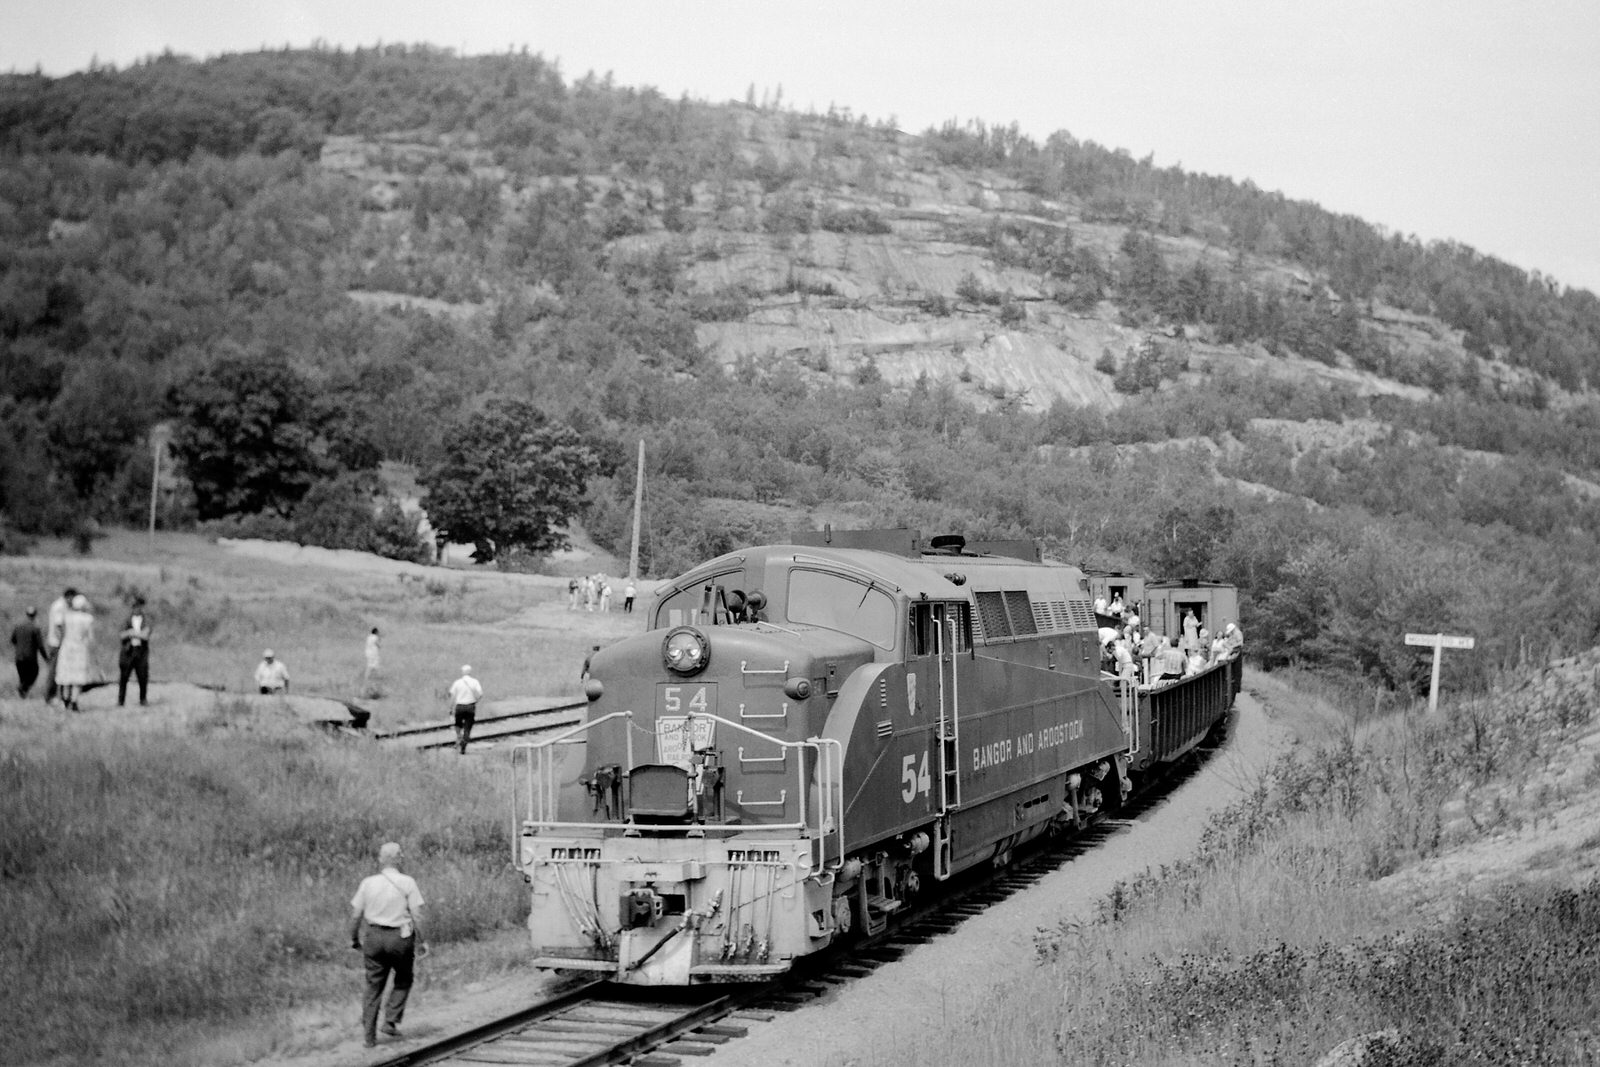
5;1;1598;295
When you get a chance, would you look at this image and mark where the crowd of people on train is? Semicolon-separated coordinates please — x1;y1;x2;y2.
1093;593;1243;689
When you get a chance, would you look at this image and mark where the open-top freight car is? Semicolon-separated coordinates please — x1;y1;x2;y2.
510;531;1240;985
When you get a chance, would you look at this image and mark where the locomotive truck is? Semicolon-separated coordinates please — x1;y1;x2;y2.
510;530;1240;985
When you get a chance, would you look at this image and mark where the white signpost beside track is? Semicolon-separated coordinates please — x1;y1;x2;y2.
1404;632;1476;712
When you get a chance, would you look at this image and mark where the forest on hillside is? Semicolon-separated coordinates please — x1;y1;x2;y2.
3;44;1600;693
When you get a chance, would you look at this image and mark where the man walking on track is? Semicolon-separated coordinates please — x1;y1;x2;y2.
348;842;426;1048
447;664;483;754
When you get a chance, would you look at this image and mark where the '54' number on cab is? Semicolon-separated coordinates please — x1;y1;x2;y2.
901;750;931;803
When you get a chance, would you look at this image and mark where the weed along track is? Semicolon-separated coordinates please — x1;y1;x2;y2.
372;731;1222;1067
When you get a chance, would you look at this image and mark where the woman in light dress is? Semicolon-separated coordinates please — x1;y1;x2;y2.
364;627;382;686
55;594;95;711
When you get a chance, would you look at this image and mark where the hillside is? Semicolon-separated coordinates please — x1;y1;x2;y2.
4;46;1600;693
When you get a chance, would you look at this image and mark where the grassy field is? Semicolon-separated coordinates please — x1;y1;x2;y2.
1;530;644;722
0;530;645;1065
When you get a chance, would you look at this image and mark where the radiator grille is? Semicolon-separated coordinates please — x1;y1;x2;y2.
975;591;1009;639
1003;591;1037;635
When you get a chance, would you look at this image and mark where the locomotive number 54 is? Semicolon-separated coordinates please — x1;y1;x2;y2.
901;750;931;803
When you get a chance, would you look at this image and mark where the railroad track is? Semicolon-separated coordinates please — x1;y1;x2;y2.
374;697;586;750
367;979;774;1067
366;715;1230;1065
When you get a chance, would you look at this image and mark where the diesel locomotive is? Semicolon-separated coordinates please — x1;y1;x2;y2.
510;530;1241;985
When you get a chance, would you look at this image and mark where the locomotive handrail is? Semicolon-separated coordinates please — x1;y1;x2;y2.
512;711;841;871
737;702;789;721
807;736;844;877
1117;679;1140;756
737;746;787;766
736;789;787;807
740;660;790;677
511;711;637;846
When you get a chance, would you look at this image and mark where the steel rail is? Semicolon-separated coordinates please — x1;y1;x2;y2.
365;979;610;1066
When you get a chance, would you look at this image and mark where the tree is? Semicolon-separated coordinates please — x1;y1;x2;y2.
1145;504;1237;579
168;349;325;520
46;359;157;501
420;398;599;563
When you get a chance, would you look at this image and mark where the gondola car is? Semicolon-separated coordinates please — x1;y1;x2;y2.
510;530;1240;985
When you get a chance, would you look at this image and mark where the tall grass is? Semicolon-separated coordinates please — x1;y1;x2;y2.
0;730;523;1064
888;657;1600;1066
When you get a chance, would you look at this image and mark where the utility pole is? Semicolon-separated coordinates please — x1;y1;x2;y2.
628;439;644;581
1404;631;1476;712
147;423;170;548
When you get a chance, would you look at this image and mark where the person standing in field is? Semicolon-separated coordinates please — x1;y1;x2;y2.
43;585;76;705
117;596;153;706
255;649;290;694
11;606;47;698
598;580;612;613
364;627;382;688
54;594;95;712
623;581;637;613
348;841;426;1048
447;664;483;754
567;577;579;610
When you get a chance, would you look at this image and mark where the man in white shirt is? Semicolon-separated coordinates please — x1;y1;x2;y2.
348;842;425;1048
254;649;290;694
1224;622;1245;655
447;664;484;754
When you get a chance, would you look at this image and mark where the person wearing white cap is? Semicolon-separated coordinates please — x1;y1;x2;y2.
447;664;483;754
255;649;290;694
348;841;425;1048
1223;621;1245;655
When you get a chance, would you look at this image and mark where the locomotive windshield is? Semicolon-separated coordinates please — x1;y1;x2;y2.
786;568;897;649
653;570;742;627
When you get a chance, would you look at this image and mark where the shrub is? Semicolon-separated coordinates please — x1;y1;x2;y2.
201;510;298;543
370;499;432;563
819;206;892;234
762;190;814;234
687;287;751;322
955;271;1001;305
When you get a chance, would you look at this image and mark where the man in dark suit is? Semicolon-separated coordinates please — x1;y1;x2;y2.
10;606;46;698
118;596;153;706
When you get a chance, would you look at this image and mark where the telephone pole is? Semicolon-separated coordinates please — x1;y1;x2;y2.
628;440;644;581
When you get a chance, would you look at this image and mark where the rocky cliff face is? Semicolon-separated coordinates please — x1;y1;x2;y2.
655;111;1506;414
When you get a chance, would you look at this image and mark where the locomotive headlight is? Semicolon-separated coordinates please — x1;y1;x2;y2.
662;627;710;676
